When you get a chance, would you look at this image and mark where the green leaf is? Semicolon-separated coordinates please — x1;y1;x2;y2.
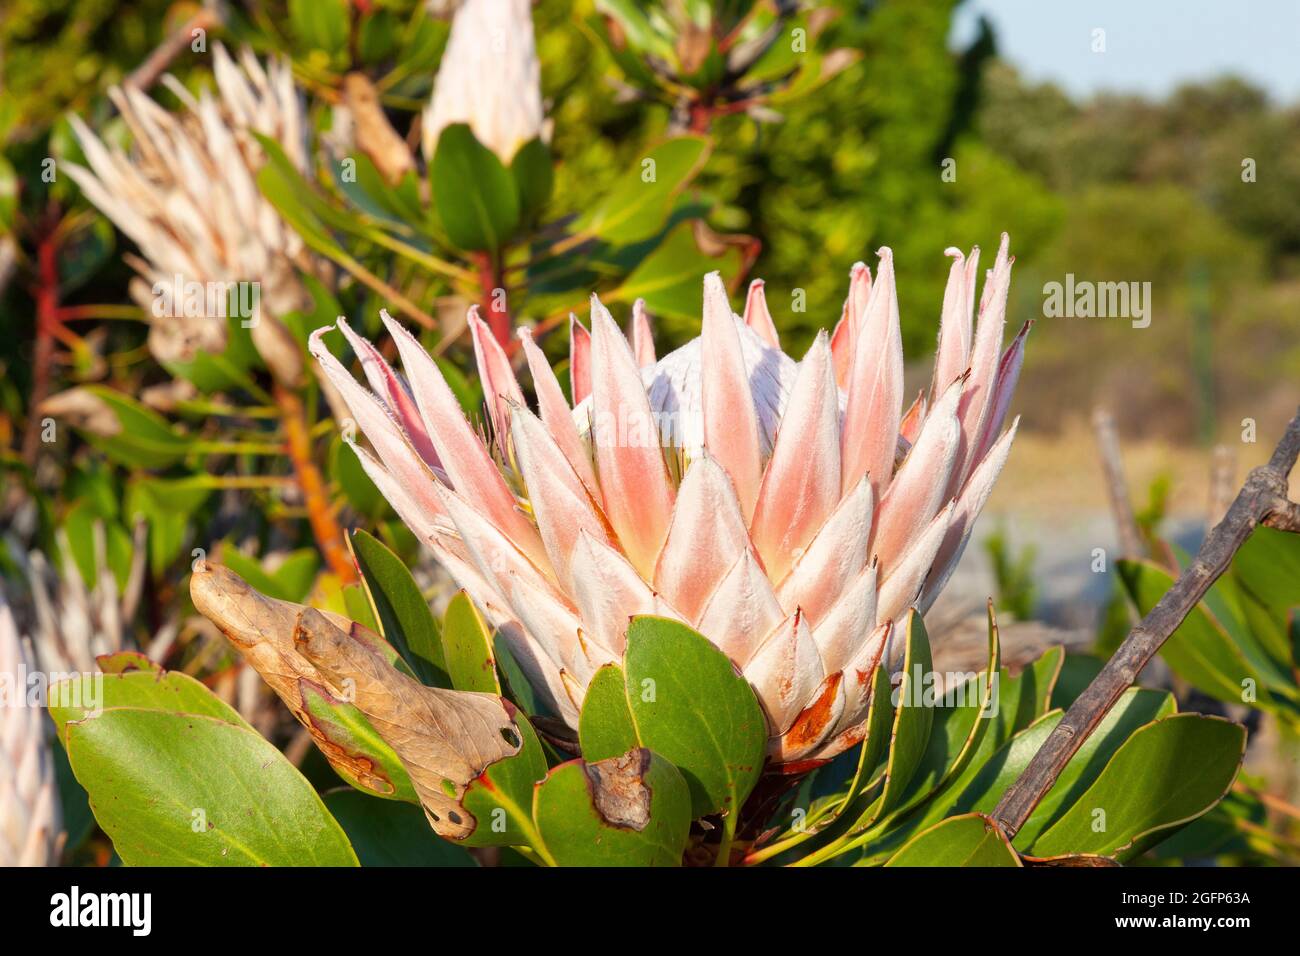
1050;653;1106;710
609;220;743;322
72;386;191;469
125;476;212;577
352;529;448;687
290;0;350;57
458;713;550;848
533;749;691;866
0;155;18;232
441;592;500;694
510;138;554;222
159;313;259;393
623;616;767;819
342;582;380;633
1233;525;1300;667
1027;714;1246;861
62;500;133;592
578;663;638;762
578;137;709;243
323;790;476;867
218;547;318;604
938;711;1064;823
431;123;520;252
885;813;1021;867
1234;526;1300;614
52;738;95;854
893;605;1001;815
494;634;546;717
395;7;448;74
1012;688;1176;848
863;644;1076;854
1119;559;1272;706
66;709;358;866
594;1;676;60
871;611;936;821
358;9;400;65
49;670;252;747
1001;645;1065;735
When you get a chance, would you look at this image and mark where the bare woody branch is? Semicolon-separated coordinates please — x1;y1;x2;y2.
1092;406;1143;559
992;406;1300;839
125;7;224;92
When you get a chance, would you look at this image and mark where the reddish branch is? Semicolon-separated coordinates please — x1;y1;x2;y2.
22;226;61;465
992;406;1300;838
275;384;357;585
473;251;512;348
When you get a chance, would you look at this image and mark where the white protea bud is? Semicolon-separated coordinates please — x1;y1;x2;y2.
64;44;314;387
0;597;62;867
422;0;546;164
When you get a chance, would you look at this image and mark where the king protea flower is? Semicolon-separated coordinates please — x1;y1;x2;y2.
64;44;313;387
422;0;546;164
310;238;1026;765
0;597;62;866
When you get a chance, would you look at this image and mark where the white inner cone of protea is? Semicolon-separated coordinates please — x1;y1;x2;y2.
311;239;1026;765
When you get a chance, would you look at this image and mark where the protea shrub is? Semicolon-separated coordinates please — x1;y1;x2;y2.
179;240;1042;857
65;242;1245;867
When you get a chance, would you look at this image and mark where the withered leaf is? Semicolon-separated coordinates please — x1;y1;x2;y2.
192;565;522;839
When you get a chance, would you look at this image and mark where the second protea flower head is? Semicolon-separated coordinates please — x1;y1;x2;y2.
64;44;313;387
311;238;1026;766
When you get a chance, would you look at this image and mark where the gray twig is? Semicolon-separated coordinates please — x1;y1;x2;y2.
1092;406;1143;559
992;406;1300;839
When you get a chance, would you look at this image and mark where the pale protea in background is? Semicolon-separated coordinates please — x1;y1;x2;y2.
311;237;1026;765
64;44;313;388
0;597;62;866
423;0;546;164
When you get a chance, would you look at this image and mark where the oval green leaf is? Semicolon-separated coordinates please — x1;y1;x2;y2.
1028;713;1246;861
578;663;638;762
623;616;767;819
431;123;520;252
885;813;1021;867
533;749;691;866
66;709;358;866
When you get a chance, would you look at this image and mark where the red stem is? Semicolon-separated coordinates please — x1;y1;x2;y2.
22;223;61;465
473;251;512;349
275;384;358;585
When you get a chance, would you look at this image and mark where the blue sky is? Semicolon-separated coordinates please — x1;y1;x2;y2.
950;0;1300;103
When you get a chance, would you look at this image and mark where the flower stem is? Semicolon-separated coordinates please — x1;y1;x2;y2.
21;218;60;465
713;811;739;867
274;384;357;584
472;250;512;348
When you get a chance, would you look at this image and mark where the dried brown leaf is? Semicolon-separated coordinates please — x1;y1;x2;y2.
191;565;522;839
